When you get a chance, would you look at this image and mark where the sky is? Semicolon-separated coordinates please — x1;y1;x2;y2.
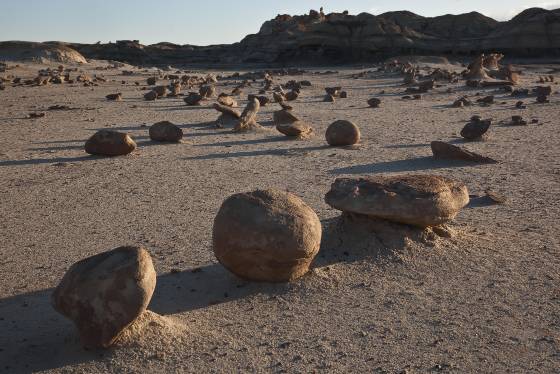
1;0;559;46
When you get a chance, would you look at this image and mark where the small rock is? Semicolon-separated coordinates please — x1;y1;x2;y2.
325;120;360;146
85;130;136;156
149;121;183;142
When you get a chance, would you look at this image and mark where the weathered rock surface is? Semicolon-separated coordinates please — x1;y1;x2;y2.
213;189;322;282
51;246;156;348
461;118;491;140
324;175;470;227
85;130;137;156
276;121;313;138
325;120;360;146
149;121;183;142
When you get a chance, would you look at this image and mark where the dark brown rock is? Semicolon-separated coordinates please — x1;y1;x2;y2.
149;121;183;142
85;130;137;156
325;120;360;146
431;141;497;163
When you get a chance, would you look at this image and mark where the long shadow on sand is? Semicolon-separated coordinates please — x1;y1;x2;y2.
0;155;101;167
185;145;330;160
0;215;407;371
329;156;484;175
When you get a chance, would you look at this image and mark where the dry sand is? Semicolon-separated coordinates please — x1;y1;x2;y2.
0;60;559;373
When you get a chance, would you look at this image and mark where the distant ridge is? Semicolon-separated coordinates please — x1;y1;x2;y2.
1;8;559;65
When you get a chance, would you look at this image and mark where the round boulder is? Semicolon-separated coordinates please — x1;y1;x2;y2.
325;120;360;146
149;121;183;142
85;130;136;156
51;246;156;348
325;175;470;227
213;189;322;282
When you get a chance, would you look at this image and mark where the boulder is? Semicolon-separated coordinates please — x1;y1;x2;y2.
51;246;156;348
147;77;157;85
149;121;183;142
273;109;300;125
85;130;136;156
367;98;381;108
213;189;322;282
184;92;203;106
325;120;360;146
144;90;158;101
461;118;491;140
234;98;261;132
324;175;470;227
277;121;313;138
153;85;168;98
431;141;497;163
217;95;237;107
199;85;215;98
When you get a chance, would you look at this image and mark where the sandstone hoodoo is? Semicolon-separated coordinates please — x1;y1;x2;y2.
213;103;242;128
213;189;322;282
149;121;183;142
325;175;470;228
325;120;360;146
85;130;137;156
234;98;261;132
51;246;157;348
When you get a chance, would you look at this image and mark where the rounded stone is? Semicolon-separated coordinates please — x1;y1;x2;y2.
213;189;322;282
85;130;136;156
149;121;183;142
51;246;156;348
325;120;360;146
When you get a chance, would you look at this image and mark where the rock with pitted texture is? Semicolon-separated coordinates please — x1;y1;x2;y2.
149;121;183;142
213;189;322;282
324;175;470;227
85;130;136;156
325;120;360;146
51;246;156;348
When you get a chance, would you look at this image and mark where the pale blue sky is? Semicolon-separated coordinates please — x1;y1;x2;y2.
1;0;559;45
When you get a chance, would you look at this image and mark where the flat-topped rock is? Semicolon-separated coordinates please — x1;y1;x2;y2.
325;175;470;227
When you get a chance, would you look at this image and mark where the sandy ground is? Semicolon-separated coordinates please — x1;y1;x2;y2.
0;60;559;373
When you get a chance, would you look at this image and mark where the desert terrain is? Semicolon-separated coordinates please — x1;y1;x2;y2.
0;55;559;374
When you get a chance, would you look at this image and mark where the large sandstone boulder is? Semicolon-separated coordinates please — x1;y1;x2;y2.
51;246;156;348
325;120;360;146
149;121;183;142
325;175;470;227
85;130;136;156
213;189;322;282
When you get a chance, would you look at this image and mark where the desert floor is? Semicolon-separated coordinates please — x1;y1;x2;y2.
0;60;559;373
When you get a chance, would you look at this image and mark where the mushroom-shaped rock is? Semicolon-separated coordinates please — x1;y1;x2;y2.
51;246;156;348
85;130;136;156
213;189;322;282
325;120;360;146
273;109;299;125
149;121;183;142
325;175;470;227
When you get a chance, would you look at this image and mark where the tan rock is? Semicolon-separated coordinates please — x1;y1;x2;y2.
325;175;470;227
51;246;156;348
85;130;137;156
213;189;322;282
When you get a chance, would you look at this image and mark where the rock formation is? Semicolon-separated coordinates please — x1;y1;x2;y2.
51;246;156;348
325;120;360;146
213;189;322;282
149;121;183;142
85;130;137;156
325;175;470;227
